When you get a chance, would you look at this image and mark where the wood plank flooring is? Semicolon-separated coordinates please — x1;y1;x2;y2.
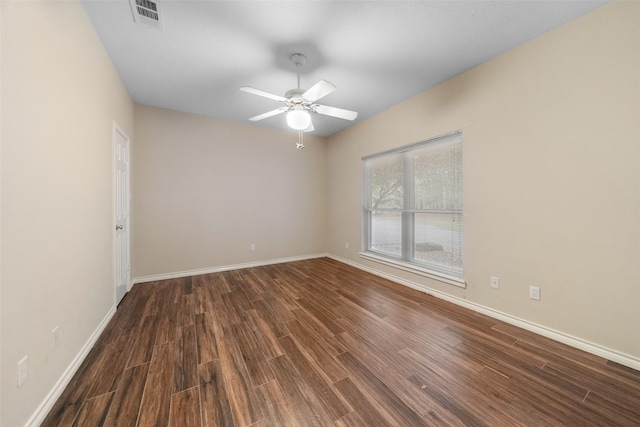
42;258;640;426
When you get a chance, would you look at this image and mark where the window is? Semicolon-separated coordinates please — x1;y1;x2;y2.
362;131;463;285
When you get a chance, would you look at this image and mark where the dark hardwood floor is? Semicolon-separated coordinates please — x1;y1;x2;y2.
42;258;640;426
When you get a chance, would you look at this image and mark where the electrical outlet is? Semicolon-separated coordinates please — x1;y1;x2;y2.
250;243;255;252
18;356;28;387
52;327;60;350
345;242;349;249
529;286;541;300
491;276;500;289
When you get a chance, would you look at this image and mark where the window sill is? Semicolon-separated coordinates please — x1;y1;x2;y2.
359;251;466;288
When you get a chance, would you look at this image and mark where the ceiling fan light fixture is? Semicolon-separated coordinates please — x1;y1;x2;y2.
287;108;311;130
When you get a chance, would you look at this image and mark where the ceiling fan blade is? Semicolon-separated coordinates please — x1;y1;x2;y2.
302;80;336;103
249;107;288;121
304;120;315;133
314;104;358;121
240;86;287;103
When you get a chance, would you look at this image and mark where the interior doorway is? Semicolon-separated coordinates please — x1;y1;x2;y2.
114;123;130;306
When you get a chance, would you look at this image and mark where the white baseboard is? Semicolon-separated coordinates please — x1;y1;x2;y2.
25;306;117;427
328;254;640;372
132;253;328;285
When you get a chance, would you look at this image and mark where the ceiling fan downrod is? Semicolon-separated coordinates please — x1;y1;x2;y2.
291;53;306;90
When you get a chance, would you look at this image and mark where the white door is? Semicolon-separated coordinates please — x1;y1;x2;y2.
114;123;131;305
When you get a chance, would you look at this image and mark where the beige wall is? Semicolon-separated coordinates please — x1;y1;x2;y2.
132;104;327;279
327;1;640;360
0;1;134;425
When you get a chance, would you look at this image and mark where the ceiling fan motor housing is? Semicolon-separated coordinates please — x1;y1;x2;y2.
291;53;306;68
284;89;309;109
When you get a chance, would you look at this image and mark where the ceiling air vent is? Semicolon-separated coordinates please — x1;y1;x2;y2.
129;0;163;30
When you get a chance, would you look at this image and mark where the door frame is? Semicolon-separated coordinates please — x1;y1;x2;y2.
113;121;131;305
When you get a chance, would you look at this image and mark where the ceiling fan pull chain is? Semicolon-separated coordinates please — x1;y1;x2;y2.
296;129;305;150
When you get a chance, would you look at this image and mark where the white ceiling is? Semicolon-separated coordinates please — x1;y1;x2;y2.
81;0;607;137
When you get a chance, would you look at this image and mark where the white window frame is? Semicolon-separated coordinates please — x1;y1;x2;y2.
360;131;465;287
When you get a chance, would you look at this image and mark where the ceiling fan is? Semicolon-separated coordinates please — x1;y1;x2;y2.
240;53;358;137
